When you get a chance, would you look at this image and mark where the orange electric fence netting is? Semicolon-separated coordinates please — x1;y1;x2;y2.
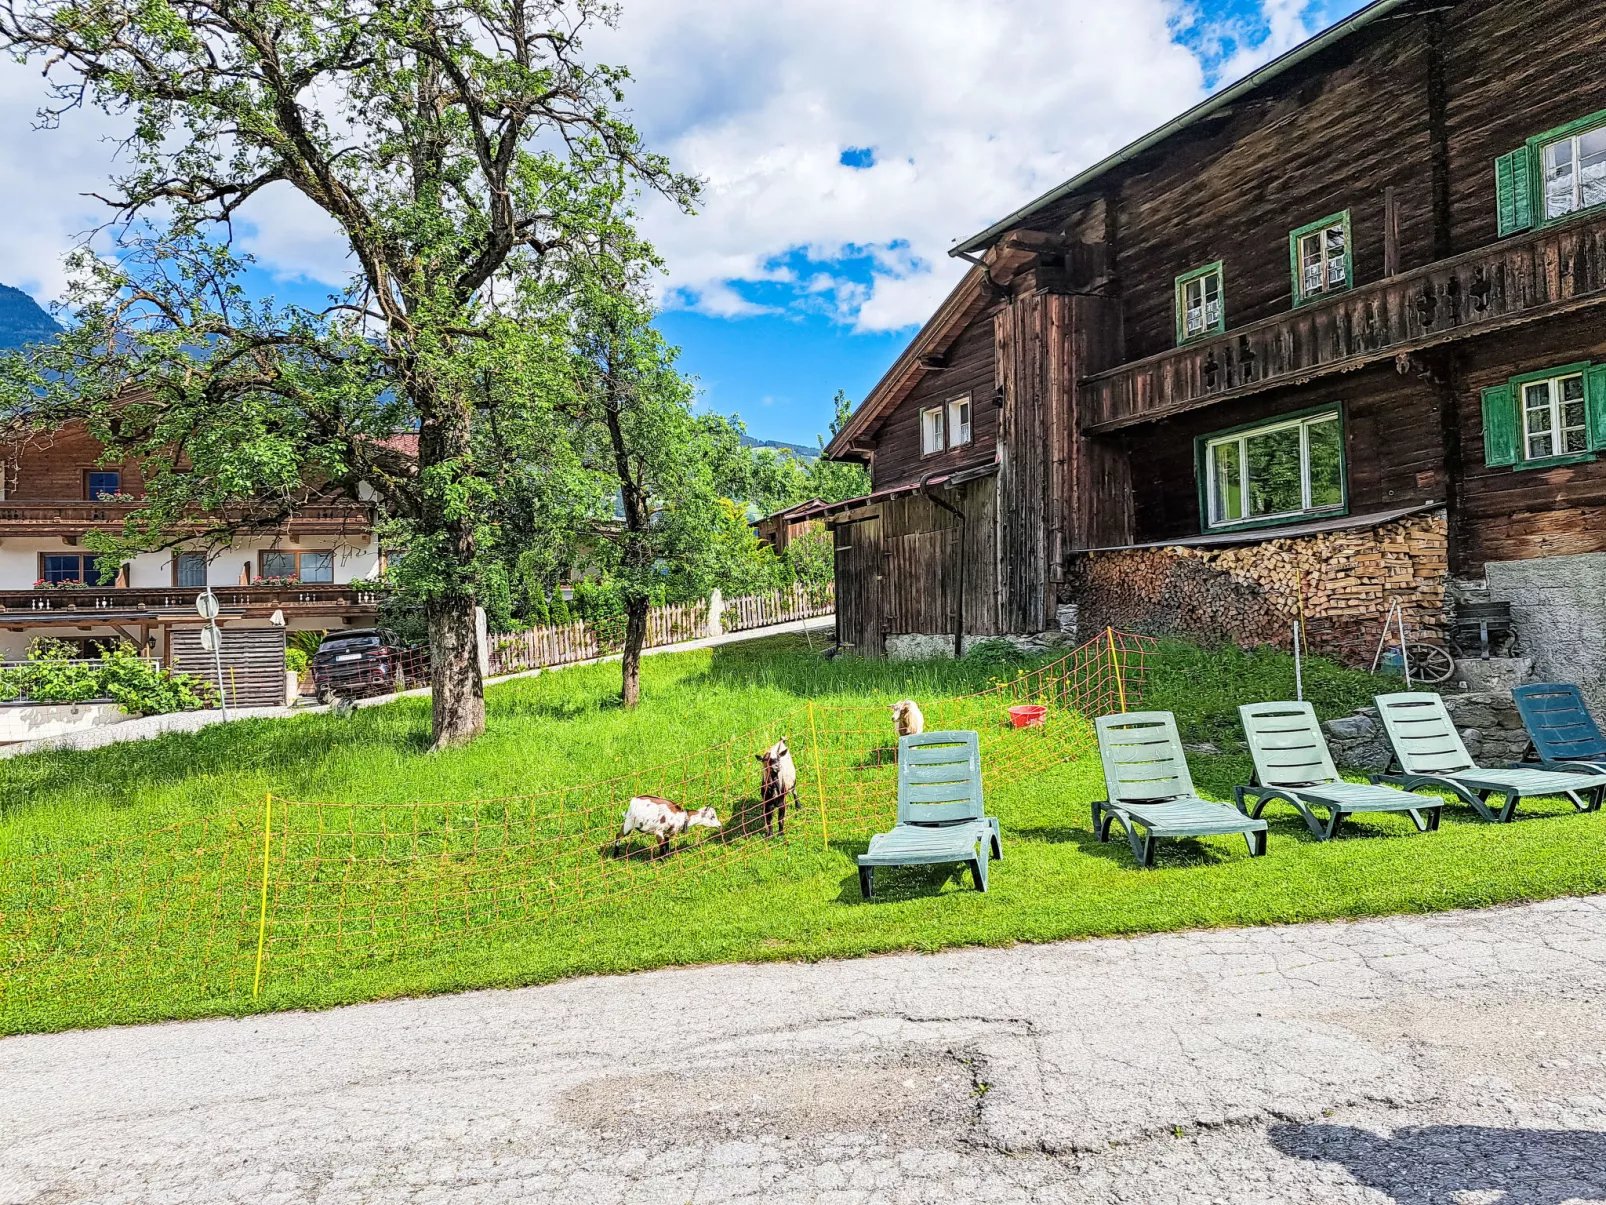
0;631;1153;1032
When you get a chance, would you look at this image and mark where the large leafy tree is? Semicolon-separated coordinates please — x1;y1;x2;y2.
0;0;696;747
555;246;746;709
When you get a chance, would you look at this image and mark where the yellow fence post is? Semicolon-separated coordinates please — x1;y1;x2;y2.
1108;626;1128;714
808;702;830;849
252;794;273;1000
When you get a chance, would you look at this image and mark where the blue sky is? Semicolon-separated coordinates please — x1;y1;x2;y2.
0;0;1370;449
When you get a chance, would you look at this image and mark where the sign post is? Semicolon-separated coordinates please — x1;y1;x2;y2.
197;589;229;721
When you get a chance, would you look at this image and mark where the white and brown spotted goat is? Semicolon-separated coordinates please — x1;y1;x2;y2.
613;795;721;857
891;699;925;738
755;738;798;838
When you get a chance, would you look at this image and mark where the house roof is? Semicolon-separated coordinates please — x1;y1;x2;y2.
823;266;994;460
793;459;1000;523
948;0;1423;259
1069;503;1443;554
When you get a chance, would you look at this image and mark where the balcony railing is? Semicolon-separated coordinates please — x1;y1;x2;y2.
0;585;384;617
1081;210;1606;432
0;500;373;537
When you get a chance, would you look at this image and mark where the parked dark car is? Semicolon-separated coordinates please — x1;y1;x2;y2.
310;629;409;699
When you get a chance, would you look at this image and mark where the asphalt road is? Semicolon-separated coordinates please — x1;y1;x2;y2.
3;895;1606;1204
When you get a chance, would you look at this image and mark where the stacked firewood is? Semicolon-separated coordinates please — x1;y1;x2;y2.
1071;511;1448;664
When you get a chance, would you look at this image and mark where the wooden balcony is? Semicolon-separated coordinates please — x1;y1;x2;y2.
1081;212;1606;432
0;500;373;539
0;584;384;625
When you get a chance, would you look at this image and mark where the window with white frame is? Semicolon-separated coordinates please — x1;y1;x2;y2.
1291;213;1350;304
920;406;945;456
174;551;207;588
1176;263;1224;343
947;395;972;448
1520;371;1589;460
1203;409;1345;530
1542;123;1606;221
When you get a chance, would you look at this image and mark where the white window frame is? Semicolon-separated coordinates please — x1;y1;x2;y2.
1541;123;1606;221
919;405;945;456
1178;266;1224;342
947;395;972;448
1519;371;1589;461
1203;410;1345;530
1297;225;1347;298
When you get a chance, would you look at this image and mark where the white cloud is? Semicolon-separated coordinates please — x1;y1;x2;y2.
0;1;1331;332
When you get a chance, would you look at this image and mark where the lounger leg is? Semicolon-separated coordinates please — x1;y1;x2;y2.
1233;786;1252;818
989;817;1003;861
971;857;988;893
1497;793;1520;824
1092;801;1106;839
1246;829;1268;858
1322;810;1348;841
1425;806;1442;832
1138;831;1156;869
859;866;873;901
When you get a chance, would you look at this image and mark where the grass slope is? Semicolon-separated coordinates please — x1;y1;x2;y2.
3;636;1604;1034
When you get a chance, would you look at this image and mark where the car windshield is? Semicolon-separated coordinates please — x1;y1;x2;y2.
319;632;382;652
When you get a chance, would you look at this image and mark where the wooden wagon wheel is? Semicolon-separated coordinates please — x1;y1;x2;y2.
1406;643;1456;685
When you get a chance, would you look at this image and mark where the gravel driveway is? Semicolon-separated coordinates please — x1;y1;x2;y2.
3;895;1606;1204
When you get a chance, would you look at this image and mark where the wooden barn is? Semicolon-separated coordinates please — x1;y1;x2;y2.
820;0;1606;698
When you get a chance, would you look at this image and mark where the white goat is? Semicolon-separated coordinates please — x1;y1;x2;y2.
755;738;798;838
891;699;925;738
613;795;721;857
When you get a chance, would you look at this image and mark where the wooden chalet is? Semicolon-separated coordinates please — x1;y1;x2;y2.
0;421;383;700
819;0;1606;692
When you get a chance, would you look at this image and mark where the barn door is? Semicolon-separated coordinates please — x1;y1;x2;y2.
832;515;883;657
883;528;954;636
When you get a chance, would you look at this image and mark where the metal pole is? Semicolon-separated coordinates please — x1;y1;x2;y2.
1293;620;1305;702
211;617;229;722
1398;604;1413;688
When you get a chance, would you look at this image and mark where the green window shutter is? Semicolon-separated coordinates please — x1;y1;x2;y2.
1588;364;1606;451
1496;149;1534;237
1481;384;1519;466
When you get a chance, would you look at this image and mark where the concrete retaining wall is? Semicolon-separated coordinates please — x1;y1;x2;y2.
0;701;129;743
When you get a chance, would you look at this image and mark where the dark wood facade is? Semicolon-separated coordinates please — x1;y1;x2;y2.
826;0;1606;651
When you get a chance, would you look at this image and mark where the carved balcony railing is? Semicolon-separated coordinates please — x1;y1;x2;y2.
0;500;374;538
1081;211;1606;432
0;585;385;619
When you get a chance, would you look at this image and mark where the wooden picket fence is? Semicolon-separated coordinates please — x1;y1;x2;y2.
721;583;836;633
488;584;834;678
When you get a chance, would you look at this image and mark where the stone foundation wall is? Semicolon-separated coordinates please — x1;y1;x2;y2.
1322;692;1532;771
1069;510;1448;665
1485;552;1606;713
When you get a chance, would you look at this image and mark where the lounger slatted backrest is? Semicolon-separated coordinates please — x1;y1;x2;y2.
1512;683;1606;763
1095;712;1195;803
1375;692;1476;775
897;731;984;826
1239;701;1342;788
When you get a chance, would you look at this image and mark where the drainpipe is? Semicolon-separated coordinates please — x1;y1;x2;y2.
922;474;966;659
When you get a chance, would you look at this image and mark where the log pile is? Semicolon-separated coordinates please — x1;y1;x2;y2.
1069;510;1448;664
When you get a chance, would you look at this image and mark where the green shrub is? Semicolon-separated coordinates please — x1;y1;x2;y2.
0;639;218;715
284;648;309;677
964;638;1030;669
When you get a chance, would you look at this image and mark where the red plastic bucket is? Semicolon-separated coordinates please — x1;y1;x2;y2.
1007;704;1048;729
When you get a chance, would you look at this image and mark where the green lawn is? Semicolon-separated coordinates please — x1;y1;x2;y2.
3;634;1603;1036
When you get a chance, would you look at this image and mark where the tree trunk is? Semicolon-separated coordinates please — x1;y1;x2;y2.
620;595;650;709
428;595;485;748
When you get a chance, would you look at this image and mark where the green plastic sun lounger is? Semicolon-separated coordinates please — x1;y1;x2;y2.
1093;711;1267;868
1372;692;1606;823
1512;683;1606;776
857;730;1002;901
1235;701;1442;840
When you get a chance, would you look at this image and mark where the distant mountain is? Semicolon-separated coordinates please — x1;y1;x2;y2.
0;283;61;351
740;433;818;459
